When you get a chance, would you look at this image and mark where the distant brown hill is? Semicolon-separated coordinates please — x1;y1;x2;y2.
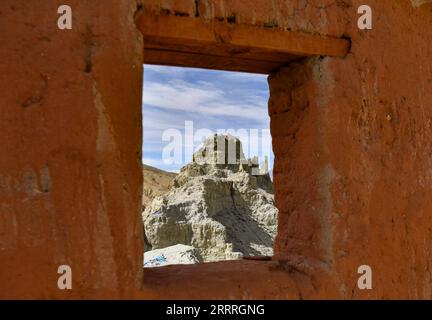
142;164;177;209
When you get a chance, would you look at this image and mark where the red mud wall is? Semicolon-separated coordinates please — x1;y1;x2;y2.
142;0;432;299
1;0;432;299
270;1;432;299
0;1;144;299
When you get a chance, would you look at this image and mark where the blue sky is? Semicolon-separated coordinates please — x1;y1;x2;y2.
142;65;273;173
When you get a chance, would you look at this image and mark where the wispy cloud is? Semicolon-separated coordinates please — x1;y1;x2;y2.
219;71;269;83
143;79;268;122
142;65;273;172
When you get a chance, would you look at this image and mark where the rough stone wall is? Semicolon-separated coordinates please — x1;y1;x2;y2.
2;0;432;299
0;0;144;298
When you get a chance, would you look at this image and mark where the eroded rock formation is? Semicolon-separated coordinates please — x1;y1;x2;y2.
143;134;278;263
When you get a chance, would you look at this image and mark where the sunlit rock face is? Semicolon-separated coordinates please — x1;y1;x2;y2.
143;134;277;263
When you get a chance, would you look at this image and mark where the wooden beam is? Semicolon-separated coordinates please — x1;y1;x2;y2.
144;37;301;63
137;14;350;74
144;49;293;74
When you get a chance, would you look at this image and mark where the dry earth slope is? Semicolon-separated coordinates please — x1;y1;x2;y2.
142;164;177;210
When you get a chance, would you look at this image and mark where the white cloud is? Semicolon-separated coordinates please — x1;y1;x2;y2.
219;71;268;83
144;64;189;75
143;79;268;122
142;157;163;167
142;65;273;172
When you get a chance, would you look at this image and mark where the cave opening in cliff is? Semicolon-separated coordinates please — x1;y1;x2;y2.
141;64;278;267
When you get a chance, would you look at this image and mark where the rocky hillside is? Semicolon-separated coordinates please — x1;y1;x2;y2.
143;134;278;265
142;164;177;210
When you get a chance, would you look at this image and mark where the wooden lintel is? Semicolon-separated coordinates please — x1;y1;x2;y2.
144;49;294;74
137;14;350;74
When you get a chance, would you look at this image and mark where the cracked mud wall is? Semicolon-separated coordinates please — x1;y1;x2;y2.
143;0;349;37
1;0;432;299
323;1;432;299
271;1;432;299
0;0;144;298
141;1;432;299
